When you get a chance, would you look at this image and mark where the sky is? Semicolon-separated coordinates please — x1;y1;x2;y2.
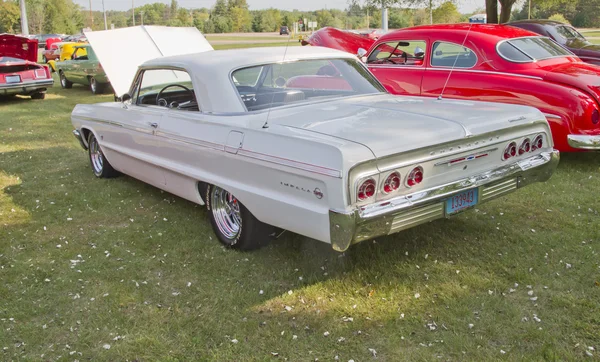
75;0;489;14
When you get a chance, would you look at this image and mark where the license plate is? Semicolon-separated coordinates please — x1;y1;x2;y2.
446;188;478;215
5;75;21;84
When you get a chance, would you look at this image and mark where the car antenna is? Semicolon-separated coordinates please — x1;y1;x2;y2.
438;23;473;101
262;30;293;129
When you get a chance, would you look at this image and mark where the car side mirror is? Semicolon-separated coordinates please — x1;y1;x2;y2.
357;48;367;63
121;93;131;102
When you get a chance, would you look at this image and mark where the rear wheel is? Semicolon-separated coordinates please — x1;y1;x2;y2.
205;184;273;251
90;77;104;94
87;133;119;178
31;92;45;100
60;71;72;89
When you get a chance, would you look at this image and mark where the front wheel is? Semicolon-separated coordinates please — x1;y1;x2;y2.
90;77;104;94
87;133;119;178
205;184;273;251
60;71;72;89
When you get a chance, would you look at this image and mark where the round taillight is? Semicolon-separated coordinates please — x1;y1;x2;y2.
518;138;531;155
383;172;401;194
531;135;543;151
357;179;376;201
503;142;517;160
406;167;424;187
593;109;599;125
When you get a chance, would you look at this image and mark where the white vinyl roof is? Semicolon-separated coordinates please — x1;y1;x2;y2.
140;46;358;113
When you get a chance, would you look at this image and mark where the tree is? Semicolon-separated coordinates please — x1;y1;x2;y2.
228;0;251;32
0;0;20;33
432;1;460;23
26;0;45;34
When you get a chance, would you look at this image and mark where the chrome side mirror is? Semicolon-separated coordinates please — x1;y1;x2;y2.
357;48;367;62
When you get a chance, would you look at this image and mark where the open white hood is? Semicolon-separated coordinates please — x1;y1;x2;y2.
84;26;213;96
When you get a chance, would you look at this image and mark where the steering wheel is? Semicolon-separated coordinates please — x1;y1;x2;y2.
156;84;193;108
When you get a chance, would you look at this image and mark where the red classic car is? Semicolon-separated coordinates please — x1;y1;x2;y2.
0;34;53;100
304;25;600;151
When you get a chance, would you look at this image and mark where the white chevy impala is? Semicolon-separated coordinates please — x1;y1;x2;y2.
71;46;559;251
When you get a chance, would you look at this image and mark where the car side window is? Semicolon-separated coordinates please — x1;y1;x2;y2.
135;69;198;112
431;42;477;68
367;40;427;66
72;47;88;61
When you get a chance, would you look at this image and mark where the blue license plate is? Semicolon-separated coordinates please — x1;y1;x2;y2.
446;188;478;215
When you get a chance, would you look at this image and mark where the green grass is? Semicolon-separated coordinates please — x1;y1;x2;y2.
212;41;301;50
580;30;600;38
1;61;600;360
205;35;290;42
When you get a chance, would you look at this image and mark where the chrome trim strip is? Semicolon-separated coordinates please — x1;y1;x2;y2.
155;130;223;151
238;148;342;178
424;67;543;80
567;134;600;149
368;65;424;70
74;115;342;178
434;148;498;166
0;79;54;91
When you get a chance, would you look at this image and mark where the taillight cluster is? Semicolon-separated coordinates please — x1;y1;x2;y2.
503;135;544;161
357;166;423;202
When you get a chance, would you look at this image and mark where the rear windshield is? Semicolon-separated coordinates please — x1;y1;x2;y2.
497;36;571;63
232;58;386;111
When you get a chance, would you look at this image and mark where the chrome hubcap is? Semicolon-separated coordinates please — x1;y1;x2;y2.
91;79;96;92
211;187;242;240
61;75;66;87
89;137;103;174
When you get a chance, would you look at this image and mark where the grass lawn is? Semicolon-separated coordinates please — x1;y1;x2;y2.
1;61;599;360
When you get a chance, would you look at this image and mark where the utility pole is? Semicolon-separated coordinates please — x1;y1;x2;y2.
140;11;144;26
19;0;29;35
528;0;531;19
132;0;136;26
89;0;93;27
381;0;388;32
102;0;108;30
429;0;433;25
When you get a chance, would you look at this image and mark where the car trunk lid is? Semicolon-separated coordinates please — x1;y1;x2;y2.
269;94;543;158
0;34;38;62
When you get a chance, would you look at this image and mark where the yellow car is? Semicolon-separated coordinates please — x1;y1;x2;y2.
47;42;87;72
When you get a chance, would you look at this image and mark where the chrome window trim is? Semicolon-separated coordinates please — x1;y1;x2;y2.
496;36;574;64
430;40;479;69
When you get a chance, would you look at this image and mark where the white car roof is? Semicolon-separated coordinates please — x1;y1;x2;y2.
140;46;358;113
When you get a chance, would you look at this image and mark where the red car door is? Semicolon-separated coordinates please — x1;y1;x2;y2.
420;41;484;99
366;39;427;96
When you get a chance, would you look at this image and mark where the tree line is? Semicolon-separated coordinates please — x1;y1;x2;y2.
0;0;598;35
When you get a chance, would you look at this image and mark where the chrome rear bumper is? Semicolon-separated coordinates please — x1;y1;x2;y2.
0;79;54;95
567;134;600;150
72;129;88;150
329;150;560;252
